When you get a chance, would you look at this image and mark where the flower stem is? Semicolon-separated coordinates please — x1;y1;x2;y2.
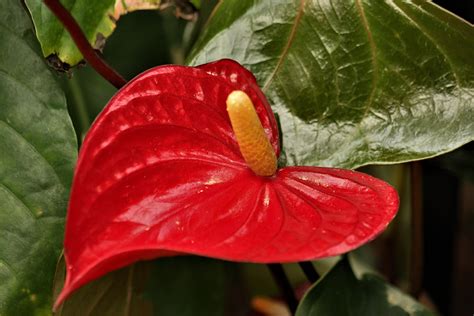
43;0;127;89
267;264;298;314
298;261;320;283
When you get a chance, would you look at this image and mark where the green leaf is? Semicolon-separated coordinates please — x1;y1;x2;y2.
296;258;434;316
0;0;77;314
24;0;163;66
25;0;116;66
188;0;474;169
54;256;248;316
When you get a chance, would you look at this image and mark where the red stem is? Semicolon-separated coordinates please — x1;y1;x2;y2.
43;0;127;89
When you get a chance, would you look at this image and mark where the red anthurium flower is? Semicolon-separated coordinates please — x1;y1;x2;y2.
55;59;398;308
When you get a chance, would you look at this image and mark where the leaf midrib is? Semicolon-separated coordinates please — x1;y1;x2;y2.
354;0;378;120
0;182;36;219
0;120;63;188
262;0;305;92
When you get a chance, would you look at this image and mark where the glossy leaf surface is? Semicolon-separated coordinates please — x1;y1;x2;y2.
54;256;246;316
188;0;474;169
56;60;398;306
296;258;434;316
0;0;77;314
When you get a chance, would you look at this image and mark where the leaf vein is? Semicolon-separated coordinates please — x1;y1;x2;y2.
354;0;378;119
0;119;63;188
391;0;462;86
0;182;36;219
262;0;306;91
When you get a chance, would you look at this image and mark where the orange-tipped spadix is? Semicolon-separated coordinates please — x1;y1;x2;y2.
226;90;277;176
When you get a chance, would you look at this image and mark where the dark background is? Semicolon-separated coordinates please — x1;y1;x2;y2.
433;0;474;23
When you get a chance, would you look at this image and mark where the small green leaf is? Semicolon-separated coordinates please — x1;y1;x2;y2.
0;0;77;314
296;258;434;316
25;0;116;66
53;256;248;316
24;0;163;66
188;0;474;169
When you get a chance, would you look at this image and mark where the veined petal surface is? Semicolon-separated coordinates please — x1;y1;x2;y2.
57;60;398;308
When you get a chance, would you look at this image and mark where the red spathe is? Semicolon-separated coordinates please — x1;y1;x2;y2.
55;60;399;308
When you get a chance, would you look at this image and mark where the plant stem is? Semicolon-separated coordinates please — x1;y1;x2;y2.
267;264;298;315
409;161;423;298
43;0;127;89
298;261;320;283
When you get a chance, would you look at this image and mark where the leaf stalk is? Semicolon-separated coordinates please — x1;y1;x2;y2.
267;263;298;315
298;261;320;284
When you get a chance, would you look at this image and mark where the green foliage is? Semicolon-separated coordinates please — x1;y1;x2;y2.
188;0;474;169
25;0;116;66
0;0;77;314
53;256;247;316
24;0;193;67
296;258;434;316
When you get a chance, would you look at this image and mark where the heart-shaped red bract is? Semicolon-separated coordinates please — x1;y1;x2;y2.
55;59;398;308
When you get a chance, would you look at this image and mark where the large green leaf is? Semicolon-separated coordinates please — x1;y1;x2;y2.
188;0;474;169
53;256;248;316
0;0;77;314
296;258;434;316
